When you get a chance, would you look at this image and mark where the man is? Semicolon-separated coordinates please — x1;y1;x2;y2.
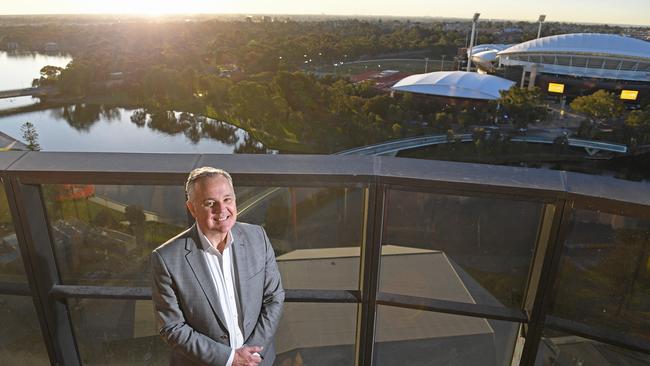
152;167;284;366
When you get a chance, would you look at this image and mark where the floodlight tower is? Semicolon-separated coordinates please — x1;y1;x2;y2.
537;15;546;39
466;12;480;72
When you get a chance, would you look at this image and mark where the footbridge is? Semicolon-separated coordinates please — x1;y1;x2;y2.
0;85;56;99
339;132;628;156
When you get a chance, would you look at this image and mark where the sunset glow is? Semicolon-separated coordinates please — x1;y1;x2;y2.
1;0;649;26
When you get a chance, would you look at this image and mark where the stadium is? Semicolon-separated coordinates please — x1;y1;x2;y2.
495;33;650;102
392;33;650;104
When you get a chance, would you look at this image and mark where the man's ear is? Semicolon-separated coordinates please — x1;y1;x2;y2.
186;201;196;218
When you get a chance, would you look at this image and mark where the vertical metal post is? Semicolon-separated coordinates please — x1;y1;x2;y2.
537;15;546;39
466;13;480;72
518;200;571;365
355;182;385;366
6;177;80;366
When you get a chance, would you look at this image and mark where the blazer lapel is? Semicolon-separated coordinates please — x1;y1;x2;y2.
184;225;229;332
231;224;251;326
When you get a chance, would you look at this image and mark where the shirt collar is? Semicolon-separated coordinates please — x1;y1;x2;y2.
195;223;234;253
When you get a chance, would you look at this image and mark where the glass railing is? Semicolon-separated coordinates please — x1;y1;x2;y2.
0;179;50;365
0;151;648;366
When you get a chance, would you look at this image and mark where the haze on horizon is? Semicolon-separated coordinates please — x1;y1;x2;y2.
1;0;650;27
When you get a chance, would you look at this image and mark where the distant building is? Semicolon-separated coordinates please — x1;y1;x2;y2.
6;41;18;50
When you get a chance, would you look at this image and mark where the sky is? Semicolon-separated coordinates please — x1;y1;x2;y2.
1;0;650;27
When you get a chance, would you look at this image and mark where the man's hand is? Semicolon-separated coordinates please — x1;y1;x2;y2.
233;346;263;366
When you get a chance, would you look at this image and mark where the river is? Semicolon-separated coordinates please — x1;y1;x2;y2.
0;51;269;153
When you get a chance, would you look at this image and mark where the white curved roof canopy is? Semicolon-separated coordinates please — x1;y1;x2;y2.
497;33;650;82
469;44;511;56
498;33;650;60
392;71;515;100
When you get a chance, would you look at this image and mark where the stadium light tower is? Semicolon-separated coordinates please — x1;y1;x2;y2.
466;12;480;72
537;15;546;39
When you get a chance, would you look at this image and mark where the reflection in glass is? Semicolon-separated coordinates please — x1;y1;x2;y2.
551;209;650;340
535;329;650;366
0;182;26;282
240;187;366;290
374;305;518;366
68;298;169;365
275;303;356;366
382;190;543;308
0;294;49;365
42;184;187;286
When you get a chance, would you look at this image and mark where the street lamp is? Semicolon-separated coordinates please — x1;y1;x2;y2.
466;12;480;72
537;15;546;39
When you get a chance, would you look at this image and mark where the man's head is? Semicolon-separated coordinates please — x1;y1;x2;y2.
185;167;237;237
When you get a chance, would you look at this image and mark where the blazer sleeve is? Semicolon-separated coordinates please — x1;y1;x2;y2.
244;226;285;356
151;249;232;365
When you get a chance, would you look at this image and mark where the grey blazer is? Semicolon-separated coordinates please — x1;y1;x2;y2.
152;222;284;365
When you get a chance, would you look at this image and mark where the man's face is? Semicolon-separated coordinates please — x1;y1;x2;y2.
186;175;237;236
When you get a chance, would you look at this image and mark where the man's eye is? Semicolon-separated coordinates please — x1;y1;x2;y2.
202;200;216;208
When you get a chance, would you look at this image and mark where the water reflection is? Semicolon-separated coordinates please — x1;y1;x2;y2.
0;105;270;153
52;104;122;131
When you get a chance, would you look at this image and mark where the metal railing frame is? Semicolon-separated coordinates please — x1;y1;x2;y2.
0;152;649;365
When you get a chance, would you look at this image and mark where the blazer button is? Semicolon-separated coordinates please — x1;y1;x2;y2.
219;334;229;341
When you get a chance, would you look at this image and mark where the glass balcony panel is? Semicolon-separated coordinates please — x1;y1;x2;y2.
0;294;49;365
0;181;26;283
239;187;366;290
382;189;542;308
275;302;357;365
534;329;650;365
373;305;519;366
69;298;169;365
550;209;650;340
42;184;187;286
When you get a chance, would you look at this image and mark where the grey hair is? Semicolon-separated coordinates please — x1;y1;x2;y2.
185;167;234;200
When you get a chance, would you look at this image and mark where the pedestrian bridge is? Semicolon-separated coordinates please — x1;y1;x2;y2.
339;132;628;156
0;85;55;99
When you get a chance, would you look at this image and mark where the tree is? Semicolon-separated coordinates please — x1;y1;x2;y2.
570;90;624;125
625;109;650;144
494;87;548;130
20;122;40;151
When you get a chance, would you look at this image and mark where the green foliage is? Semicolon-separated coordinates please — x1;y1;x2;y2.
494;87;548;129
570;89;624;125
624;108;650;144
20;122;40;151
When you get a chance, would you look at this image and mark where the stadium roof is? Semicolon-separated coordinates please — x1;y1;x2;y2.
498;33;650;60
497;33;650;82
469;44;511;56
391;71;515;100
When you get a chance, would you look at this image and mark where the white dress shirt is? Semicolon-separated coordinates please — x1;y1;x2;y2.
197;225;244;366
